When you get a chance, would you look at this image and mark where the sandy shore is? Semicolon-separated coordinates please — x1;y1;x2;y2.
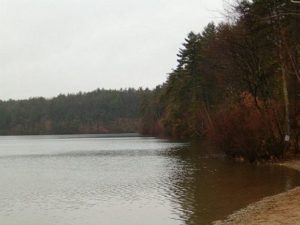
213;160;300;225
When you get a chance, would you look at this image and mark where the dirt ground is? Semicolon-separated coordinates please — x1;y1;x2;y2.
213;161;300;225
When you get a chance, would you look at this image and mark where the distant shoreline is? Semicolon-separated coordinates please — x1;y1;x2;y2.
0;133;146;139
213;160;300;225
0;132;141;137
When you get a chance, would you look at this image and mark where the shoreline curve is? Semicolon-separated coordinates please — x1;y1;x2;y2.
213;160;300;225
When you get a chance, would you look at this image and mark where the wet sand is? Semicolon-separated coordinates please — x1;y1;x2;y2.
213;160;300;225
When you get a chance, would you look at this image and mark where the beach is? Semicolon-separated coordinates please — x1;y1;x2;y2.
214;160;300;225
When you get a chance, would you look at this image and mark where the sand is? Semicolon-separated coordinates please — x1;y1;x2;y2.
213;160;300;225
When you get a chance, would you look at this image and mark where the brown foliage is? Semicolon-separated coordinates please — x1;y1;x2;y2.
207;92;284;162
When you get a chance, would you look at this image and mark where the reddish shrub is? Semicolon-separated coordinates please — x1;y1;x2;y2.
207;92;284;162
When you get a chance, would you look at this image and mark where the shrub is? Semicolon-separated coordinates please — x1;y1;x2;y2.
208;92;284;162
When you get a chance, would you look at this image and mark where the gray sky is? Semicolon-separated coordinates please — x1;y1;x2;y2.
0;0;225;100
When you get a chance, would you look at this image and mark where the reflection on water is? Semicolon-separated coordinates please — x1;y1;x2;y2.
163;143;300;224
0;135;299;225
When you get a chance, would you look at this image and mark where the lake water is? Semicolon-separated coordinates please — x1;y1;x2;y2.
0;134;299;225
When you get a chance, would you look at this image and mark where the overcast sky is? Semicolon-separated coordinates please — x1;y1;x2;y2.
0;0;225;100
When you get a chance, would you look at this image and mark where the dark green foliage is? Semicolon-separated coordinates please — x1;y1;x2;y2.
0;88;144;135
141;23;219;139
139;86;165;136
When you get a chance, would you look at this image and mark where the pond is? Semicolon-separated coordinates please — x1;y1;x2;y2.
0;134;299;225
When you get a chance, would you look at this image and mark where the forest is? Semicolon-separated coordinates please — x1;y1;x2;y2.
0;88;145;135
1;0;299;161
140;0;300;161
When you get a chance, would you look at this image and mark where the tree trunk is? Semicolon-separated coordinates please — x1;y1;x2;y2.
278;31;291;150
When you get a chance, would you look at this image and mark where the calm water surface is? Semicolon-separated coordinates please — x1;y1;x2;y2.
0;134;300;225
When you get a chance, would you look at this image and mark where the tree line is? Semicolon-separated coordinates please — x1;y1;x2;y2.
0;88;145;135
140;0;300;161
